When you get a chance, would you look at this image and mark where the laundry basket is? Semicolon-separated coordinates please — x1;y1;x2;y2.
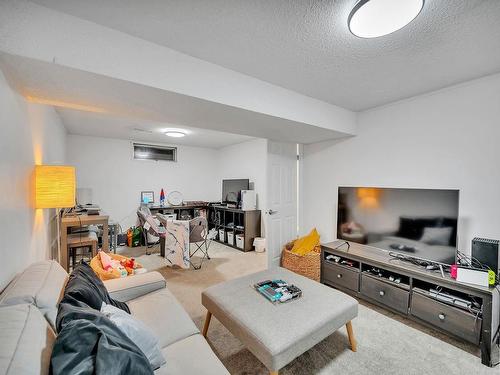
281;240;321;282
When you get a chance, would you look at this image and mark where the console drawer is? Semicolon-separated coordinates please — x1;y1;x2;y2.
322;262;359;292
360;274;409;314
410;292;481;345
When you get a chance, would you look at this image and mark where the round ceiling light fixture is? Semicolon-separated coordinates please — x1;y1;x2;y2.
165;130;187;138
348;0;424;38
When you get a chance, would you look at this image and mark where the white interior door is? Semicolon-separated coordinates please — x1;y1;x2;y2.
266;141;297;268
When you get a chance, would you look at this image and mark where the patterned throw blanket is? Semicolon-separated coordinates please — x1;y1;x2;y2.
164;220;190;269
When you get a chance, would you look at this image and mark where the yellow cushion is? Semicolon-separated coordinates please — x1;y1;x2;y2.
291;228;320;256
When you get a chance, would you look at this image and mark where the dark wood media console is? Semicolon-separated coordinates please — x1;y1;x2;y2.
321;241;500;367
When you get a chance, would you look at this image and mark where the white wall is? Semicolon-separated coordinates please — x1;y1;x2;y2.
217;138;268;209
0;70;67;290
302;73;500;253
66;135;221;229
66;136;269;234
217;138;268;235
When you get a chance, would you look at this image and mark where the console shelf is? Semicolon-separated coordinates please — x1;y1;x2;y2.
321;241;500;368
208;205;261;252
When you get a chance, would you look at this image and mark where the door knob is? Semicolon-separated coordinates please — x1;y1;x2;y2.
337;274;342;279
379;291;385;296
438;313;446;321
266;209;278;215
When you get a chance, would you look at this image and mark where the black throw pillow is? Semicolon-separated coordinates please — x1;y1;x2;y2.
52;301;153;375
58;261;129;328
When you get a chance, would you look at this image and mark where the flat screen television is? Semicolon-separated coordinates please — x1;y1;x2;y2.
337;187;459;265
222;179;249;203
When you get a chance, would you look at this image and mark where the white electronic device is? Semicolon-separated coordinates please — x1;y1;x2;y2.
76;188;93;206
161;213;177;221
456;267;489;287
241;190;256;211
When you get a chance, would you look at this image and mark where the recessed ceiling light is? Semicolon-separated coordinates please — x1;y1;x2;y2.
165;130;186;138
348;0;424;39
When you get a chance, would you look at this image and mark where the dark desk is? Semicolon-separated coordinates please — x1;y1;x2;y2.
148;202;208;220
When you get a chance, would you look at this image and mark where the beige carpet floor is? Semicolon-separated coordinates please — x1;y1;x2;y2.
118;244;498;375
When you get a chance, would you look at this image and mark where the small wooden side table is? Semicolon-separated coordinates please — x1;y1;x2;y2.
60;213;109;272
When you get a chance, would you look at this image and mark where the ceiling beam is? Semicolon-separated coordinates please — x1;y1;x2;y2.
0;0;356;142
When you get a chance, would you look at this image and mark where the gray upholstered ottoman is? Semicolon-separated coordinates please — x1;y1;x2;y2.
201;267;358;374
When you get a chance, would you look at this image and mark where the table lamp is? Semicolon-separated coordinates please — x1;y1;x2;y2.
35;165;76;209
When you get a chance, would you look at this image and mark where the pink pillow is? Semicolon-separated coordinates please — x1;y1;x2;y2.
99;251;113;271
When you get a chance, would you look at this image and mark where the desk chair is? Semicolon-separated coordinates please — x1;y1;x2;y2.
188;217;212;270
67;232;98;271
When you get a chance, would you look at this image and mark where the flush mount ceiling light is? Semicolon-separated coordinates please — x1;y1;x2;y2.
348;0;424;38
165;130;187;138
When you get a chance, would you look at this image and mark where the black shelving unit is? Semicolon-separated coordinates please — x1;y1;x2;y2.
208;205;261;252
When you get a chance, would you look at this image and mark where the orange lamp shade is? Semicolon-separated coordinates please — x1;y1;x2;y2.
35;165;76;208
356;187;381;208
356;187;380;200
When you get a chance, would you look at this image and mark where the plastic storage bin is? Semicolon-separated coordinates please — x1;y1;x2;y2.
227;231;234;245
218;229;225;242
236;234;244;249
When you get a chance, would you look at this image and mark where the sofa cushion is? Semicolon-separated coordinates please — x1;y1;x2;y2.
59;261;129;321
154;335;229;375
104;271;166;302
0;260;67;328
0;304;55;375
128;287;199;348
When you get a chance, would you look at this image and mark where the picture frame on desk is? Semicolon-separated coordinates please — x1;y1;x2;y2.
141;191;154;204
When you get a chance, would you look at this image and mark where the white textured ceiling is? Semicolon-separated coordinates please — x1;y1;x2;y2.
31;0;500;111
57;108;255;149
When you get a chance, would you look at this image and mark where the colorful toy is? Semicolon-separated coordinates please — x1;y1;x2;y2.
90;253;143;280
160;188;165;206
98;251;127;277
120;257;137;275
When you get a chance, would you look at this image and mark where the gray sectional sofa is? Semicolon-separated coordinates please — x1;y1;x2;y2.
0;260;229;375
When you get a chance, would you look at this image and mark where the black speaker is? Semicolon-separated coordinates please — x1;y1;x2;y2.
471;237;499;276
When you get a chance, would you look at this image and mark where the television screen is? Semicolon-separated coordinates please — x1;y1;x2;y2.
222;179;249;203
337;187;459;265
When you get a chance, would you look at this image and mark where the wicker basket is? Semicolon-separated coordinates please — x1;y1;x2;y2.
281;240;321;282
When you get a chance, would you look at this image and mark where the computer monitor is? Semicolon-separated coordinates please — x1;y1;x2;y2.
222;179;249;203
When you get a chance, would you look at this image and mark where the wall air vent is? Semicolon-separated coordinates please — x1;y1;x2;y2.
133;143;177;162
